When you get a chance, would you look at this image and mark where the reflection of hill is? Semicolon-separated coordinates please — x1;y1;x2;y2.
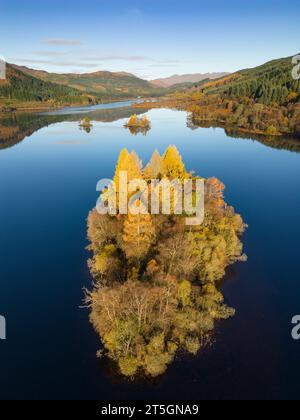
70;107;145;123
224;128;300;154
187;119;300;154
0;113;66;150
0;107;146;150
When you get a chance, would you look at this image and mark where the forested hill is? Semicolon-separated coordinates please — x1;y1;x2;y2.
2;56;299;111
202;55;300;105
12;65;165;100
152;55;300;136
0;64;95;107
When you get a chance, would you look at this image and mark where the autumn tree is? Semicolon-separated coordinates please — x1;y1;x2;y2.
122;201;155;260
113;148;129;189
205;177;225;213
87;210;123;253
131;150;143;170
114;148;142;189
163;145;186;179
88;244;124;285
85;146;247;378
125;114;150;129
143;150;166;180
127;114;138;127
140;115;150;127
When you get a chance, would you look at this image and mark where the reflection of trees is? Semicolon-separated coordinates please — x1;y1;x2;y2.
187;116;300;154
80;125;92;134
124;114;151;136
224;128;300;153
0;107;148;150
0;113;66;150
126;125;151;136
85;147;247;379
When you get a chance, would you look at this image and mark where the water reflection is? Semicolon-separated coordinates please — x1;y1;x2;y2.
80;125;93;134
1;104;300;153
126;125;151;136
224;128;300;154
1;106;300;398
187;119;300;154
0;106;146;150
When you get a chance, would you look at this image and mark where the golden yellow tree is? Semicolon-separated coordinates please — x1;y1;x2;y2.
127;114;138;127
131;150;142;170
163;145;186;179
113;149;142;191
113;148;130;186
143;150;166;180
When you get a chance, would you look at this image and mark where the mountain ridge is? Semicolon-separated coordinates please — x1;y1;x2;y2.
151;72;229;87
10;64;163;99
0;64;96;109
12;65;137;80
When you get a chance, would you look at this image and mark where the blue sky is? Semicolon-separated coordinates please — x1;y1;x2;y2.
1;0;299;79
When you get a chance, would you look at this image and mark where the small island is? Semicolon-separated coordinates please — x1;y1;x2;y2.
85;146;247;378
79;117;93;133
124;114;151;136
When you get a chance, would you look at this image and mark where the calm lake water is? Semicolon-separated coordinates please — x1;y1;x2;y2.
0;103;300;400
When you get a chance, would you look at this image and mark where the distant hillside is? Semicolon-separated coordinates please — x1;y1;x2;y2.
0;64;95;108
151;73;229;88
168;79;211;92
13;65;165;100
181;55;300;136
202;55;300;105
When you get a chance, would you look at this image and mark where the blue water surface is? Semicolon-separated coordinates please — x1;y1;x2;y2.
0;105;299;400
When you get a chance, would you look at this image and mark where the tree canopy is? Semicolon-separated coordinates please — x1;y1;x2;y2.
85;147;247;378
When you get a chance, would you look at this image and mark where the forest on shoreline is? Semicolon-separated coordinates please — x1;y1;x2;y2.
134;56;300;138
1;55;299;136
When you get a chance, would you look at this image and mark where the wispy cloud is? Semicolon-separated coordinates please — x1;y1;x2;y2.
15;58;99;68
17;59;53;65
82;55;150;62
43;39;82;46
28;49;180;67
13;49;181;75
32;51;68;57
82;53;179;64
